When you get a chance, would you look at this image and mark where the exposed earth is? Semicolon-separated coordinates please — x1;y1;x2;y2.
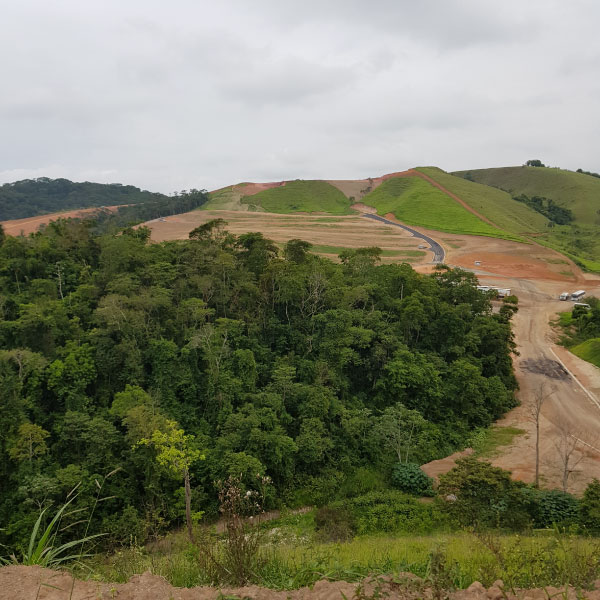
3;565;599;600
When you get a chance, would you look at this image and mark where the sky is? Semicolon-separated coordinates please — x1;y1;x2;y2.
1;0;599;193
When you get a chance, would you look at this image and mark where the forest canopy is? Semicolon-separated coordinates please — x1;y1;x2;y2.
0;177;190;220
0;221;518;548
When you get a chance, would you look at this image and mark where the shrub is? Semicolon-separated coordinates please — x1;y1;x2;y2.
330;490;447;535
391;463;434;496
338;467;386;498
314;506;355;542
534;489;579;529
580;479;600;532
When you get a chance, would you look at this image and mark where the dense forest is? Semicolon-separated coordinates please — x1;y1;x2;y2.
0;177;173;220
0;219;520;549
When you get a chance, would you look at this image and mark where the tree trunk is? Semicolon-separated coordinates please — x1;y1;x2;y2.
184;468;194;543
535;420;540;488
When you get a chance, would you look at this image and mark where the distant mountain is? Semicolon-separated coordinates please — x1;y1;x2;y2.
0;177;169;220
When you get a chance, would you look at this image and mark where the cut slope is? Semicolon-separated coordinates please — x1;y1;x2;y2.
452;166;600;224
417;167;548;234
571;338;600;368
361;176;519;239
242;180;354;214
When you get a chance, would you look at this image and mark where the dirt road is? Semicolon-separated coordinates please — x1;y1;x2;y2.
474;276;600;492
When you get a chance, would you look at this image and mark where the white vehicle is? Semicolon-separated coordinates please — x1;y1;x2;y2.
559;292;569;301
573;302;591;310
571;290;586;301
475;286;511;298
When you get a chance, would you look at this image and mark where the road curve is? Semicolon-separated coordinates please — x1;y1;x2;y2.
361;213;445;263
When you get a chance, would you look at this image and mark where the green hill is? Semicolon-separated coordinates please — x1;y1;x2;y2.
241;180;354;214
452;166;600;224
0;177;169;221
450;166;600;271
416;167;548;234
361;176;520;240
571;338;600;368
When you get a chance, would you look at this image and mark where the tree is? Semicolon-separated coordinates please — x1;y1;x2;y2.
8;423;50;464
553;421;586;492
526;159;545;167
580;479;600;532
529;382;554;487
284;239;312;264
374;403;431;464
137;420;204;542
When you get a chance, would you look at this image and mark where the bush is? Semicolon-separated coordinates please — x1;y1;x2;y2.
533;489;578;529
580;479;600;532
314;506;355;542
338;467;386;498
330;490;447;535
391;463;434;496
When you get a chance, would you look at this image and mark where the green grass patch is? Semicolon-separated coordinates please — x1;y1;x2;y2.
469;425;526;459
558;311;574;327
243;181;354;215
361;177;519;240
88;531;600;591
571;338;600;368
419;167;546;235
453;166;600;225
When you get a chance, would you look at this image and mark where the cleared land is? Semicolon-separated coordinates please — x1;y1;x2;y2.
0;206;119;236
146;210;436;264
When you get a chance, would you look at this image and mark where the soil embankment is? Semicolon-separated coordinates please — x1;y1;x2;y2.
4;565;600;600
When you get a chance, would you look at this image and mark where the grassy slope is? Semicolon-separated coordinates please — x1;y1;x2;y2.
451;166;600;271
202;185;250;211
417;167;548;234
452;166;600;223
361;176;519;239
570;338;600;368
242;181;353;215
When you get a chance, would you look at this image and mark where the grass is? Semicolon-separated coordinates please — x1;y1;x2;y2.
202;186;249;211
452;166;600;224
418;167;548;235
242;181;354;215
87;529;600;591
449;166;600;272
570;338;600;368
469;426;526;459
361;177;520;240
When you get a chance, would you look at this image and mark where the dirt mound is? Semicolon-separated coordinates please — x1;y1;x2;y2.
235;181;286;197
3;566;600;600
1;206;121;236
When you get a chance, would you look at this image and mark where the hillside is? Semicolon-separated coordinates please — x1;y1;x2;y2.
450;166;600;271
571;338;600;368
0;177;169;220
360;175;519;239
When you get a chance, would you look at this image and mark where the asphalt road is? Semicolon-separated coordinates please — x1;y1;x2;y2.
361;213;445;263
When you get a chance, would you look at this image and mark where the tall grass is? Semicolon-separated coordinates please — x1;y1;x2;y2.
87;530;600;591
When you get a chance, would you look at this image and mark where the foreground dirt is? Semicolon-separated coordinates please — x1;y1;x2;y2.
4;566;600;600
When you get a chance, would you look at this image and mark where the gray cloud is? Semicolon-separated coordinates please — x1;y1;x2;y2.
1;0;600;192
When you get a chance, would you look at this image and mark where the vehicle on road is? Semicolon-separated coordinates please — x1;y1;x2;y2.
559;292;569;301
571;290;586;300
573;302;591;310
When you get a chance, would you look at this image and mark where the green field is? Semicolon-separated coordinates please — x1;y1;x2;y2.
361;176;520;240
571;338;600;368
202;185;250;210
417;167;547;234
242;180;354;215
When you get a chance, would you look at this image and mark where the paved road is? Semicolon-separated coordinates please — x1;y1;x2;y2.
361;213;445;263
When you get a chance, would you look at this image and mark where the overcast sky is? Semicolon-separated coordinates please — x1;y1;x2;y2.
1;0;599;193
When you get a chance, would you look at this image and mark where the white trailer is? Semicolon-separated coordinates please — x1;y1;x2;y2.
571;290;586;301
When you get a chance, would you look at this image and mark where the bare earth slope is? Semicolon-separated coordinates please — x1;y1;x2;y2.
4;565;600;600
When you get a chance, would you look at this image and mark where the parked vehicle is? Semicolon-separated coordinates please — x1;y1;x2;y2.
559;292;569;301
571;290;586;301
573;302;591;310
